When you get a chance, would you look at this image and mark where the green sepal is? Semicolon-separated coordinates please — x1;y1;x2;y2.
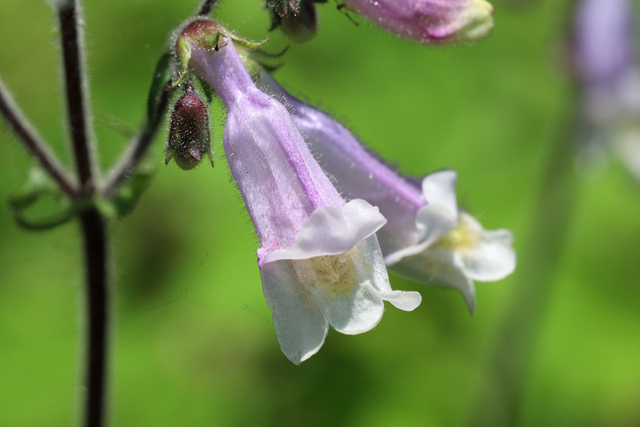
231;35;269;50
172;30;226;90
9;167;76;231
193;75;218;105
236;44;289;78
170;37;193;90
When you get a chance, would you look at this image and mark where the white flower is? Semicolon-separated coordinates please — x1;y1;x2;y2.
382;171;515;314
261;205;421;364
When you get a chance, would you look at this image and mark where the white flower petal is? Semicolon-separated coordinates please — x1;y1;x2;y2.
384;203;457;265
379;290;423;311
383;170;459;265
262;199;386;265
462;228;516;282
261;260;329;365
321;283;385;335
421;170;458;219
389;248;476;314
295;236;391;335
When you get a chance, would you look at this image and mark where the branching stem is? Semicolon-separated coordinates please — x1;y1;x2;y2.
0;79;80;197
58;0;95;191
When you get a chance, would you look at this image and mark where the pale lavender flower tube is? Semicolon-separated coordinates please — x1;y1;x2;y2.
573;0;640;179
259;71;515;313
178;21;421;364
342;0;494;45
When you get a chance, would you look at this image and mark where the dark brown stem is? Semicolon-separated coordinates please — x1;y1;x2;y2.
0;79;80;197
57;2;109;427
59;0;94;191
79;207;110;427
197;0;217;16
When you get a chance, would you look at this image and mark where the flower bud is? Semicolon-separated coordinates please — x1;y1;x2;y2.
165;88;213;170
342;0;494;45
268;0;321;43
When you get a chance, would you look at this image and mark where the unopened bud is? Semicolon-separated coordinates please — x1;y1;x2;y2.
268;0;322;43
165;88;213;170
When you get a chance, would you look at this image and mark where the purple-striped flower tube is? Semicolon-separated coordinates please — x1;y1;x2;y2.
572;0;640;179
259;71;515;313
177;20;421;364
342;0;494;45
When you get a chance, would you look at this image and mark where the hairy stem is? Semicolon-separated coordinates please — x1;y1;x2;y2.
79;207;110;427
57;1;109;426
0;79;79;197
198;0;218;16
58;0;95;191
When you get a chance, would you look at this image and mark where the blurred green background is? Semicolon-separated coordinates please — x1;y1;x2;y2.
1;0;639;425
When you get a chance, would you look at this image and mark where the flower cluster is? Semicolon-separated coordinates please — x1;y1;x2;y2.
169;17;514;363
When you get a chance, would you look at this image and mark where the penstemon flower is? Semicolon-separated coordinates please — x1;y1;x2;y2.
341;0;494;45
176;20;421;364
259;71;515;313
572;0;640;179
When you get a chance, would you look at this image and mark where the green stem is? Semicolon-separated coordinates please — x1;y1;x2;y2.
466;103;579;426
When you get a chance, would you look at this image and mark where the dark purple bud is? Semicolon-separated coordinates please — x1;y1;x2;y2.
266;0;302;18
267;0;324;43
166;88;213;170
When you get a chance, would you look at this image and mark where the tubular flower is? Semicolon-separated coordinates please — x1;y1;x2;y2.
259;71;515;313
341;0;494;45
177;20;421;364
572;0;640;179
